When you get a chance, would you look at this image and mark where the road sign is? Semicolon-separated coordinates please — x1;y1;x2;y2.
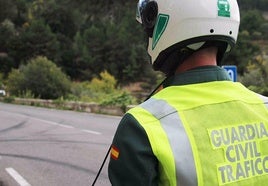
222;65;237;82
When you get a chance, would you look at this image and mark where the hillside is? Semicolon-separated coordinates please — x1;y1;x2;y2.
0;0;268;98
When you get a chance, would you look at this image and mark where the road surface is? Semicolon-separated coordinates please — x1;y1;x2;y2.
0;102;121;186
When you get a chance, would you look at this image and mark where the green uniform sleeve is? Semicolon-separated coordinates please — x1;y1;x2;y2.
108;113;158;186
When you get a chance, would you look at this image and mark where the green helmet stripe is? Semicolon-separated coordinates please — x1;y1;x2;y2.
152;14;169;50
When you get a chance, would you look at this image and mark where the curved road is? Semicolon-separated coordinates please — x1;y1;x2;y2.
0;102;121;186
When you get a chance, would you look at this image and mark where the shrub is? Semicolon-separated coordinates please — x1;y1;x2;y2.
70;71;137;108
6;69;25;95
7;56;71;99
101;91;136;112
241;56;268;96
70;71;118;102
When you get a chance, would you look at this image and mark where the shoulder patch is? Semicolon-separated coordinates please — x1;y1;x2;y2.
111;145;120;160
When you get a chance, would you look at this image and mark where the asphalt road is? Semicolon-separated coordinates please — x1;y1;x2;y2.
0;102;121;186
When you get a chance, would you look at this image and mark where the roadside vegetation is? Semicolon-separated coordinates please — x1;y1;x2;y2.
0;0;268;110
3;56;136;111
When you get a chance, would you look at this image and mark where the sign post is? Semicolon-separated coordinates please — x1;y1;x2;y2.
222;65;237;82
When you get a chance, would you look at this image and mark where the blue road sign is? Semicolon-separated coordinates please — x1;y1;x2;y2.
222;65;237;82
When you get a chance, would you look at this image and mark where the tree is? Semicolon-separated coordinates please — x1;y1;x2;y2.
224;31;260;75
0;0;16;23
237;0;268;11
7;56;71;99
8;20;59;65
6;68;24;95
42;5;77;38
258;0;268;11
0;56;15;78
71;26;106;81
0;20;16;76
13;0;28;26
2;0;267;89
82;25;106;77
0;19;16;52
84;3;153;84
260;23;268;39
240;56;268;96
55;33;76;78
240;10;265;35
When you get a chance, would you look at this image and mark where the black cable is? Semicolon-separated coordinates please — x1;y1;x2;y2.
91;145;112;186
144;77;167;101
91;77;167;185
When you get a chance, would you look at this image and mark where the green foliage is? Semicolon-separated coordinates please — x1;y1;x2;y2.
41;5;77;38
260;23;268;39
7;56;71;99
0;0;268;98
8;20;59;65
237;0;268;11
2;96;15;103
0;0;16;23
240;10;264;35
240;56;268;96
225;31;260;74
0;73;5;89
0;20;17;76
224;7;266;76
0;19;16;52
7;68;25;94
69;71;136;108
0;56;14;77
55;33;76;76
103;8;151;83
90;71;117;94
71;71;118;102
71;5;151;83
101;92;136;112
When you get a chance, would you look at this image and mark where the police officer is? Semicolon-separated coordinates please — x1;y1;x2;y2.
108;0;268;185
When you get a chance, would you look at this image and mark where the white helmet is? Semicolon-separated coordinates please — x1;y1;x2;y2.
136;0;240;75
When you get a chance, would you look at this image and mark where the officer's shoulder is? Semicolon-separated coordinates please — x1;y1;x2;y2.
257;93;268;104
125;98;160;119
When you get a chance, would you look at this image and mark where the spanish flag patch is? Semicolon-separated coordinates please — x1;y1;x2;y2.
111;145;120;160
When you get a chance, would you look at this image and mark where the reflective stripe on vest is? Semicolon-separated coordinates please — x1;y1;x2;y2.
128;105;178;185
258;93;268;109
141;98;197;186
128;81;268;186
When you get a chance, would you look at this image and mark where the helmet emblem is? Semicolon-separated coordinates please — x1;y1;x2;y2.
218;0;231;18
152;14;169;50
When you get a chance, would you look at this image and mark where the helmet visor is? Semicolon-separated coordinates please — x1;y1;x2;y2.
136;0;150;24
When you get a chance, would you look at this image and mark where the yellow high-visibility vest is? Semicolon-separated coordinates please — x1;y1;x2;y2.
128;81;268;186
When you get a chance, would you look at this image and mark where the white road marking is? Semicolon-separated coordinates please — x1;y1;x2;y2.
32;118;73;128
0;110;102;135
81;129;101;135
54;123;74;129
33;118;102;135
5;168;31;186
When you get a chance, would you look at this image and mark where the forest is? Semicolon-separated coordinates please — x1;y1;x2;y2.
0;0;268;104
